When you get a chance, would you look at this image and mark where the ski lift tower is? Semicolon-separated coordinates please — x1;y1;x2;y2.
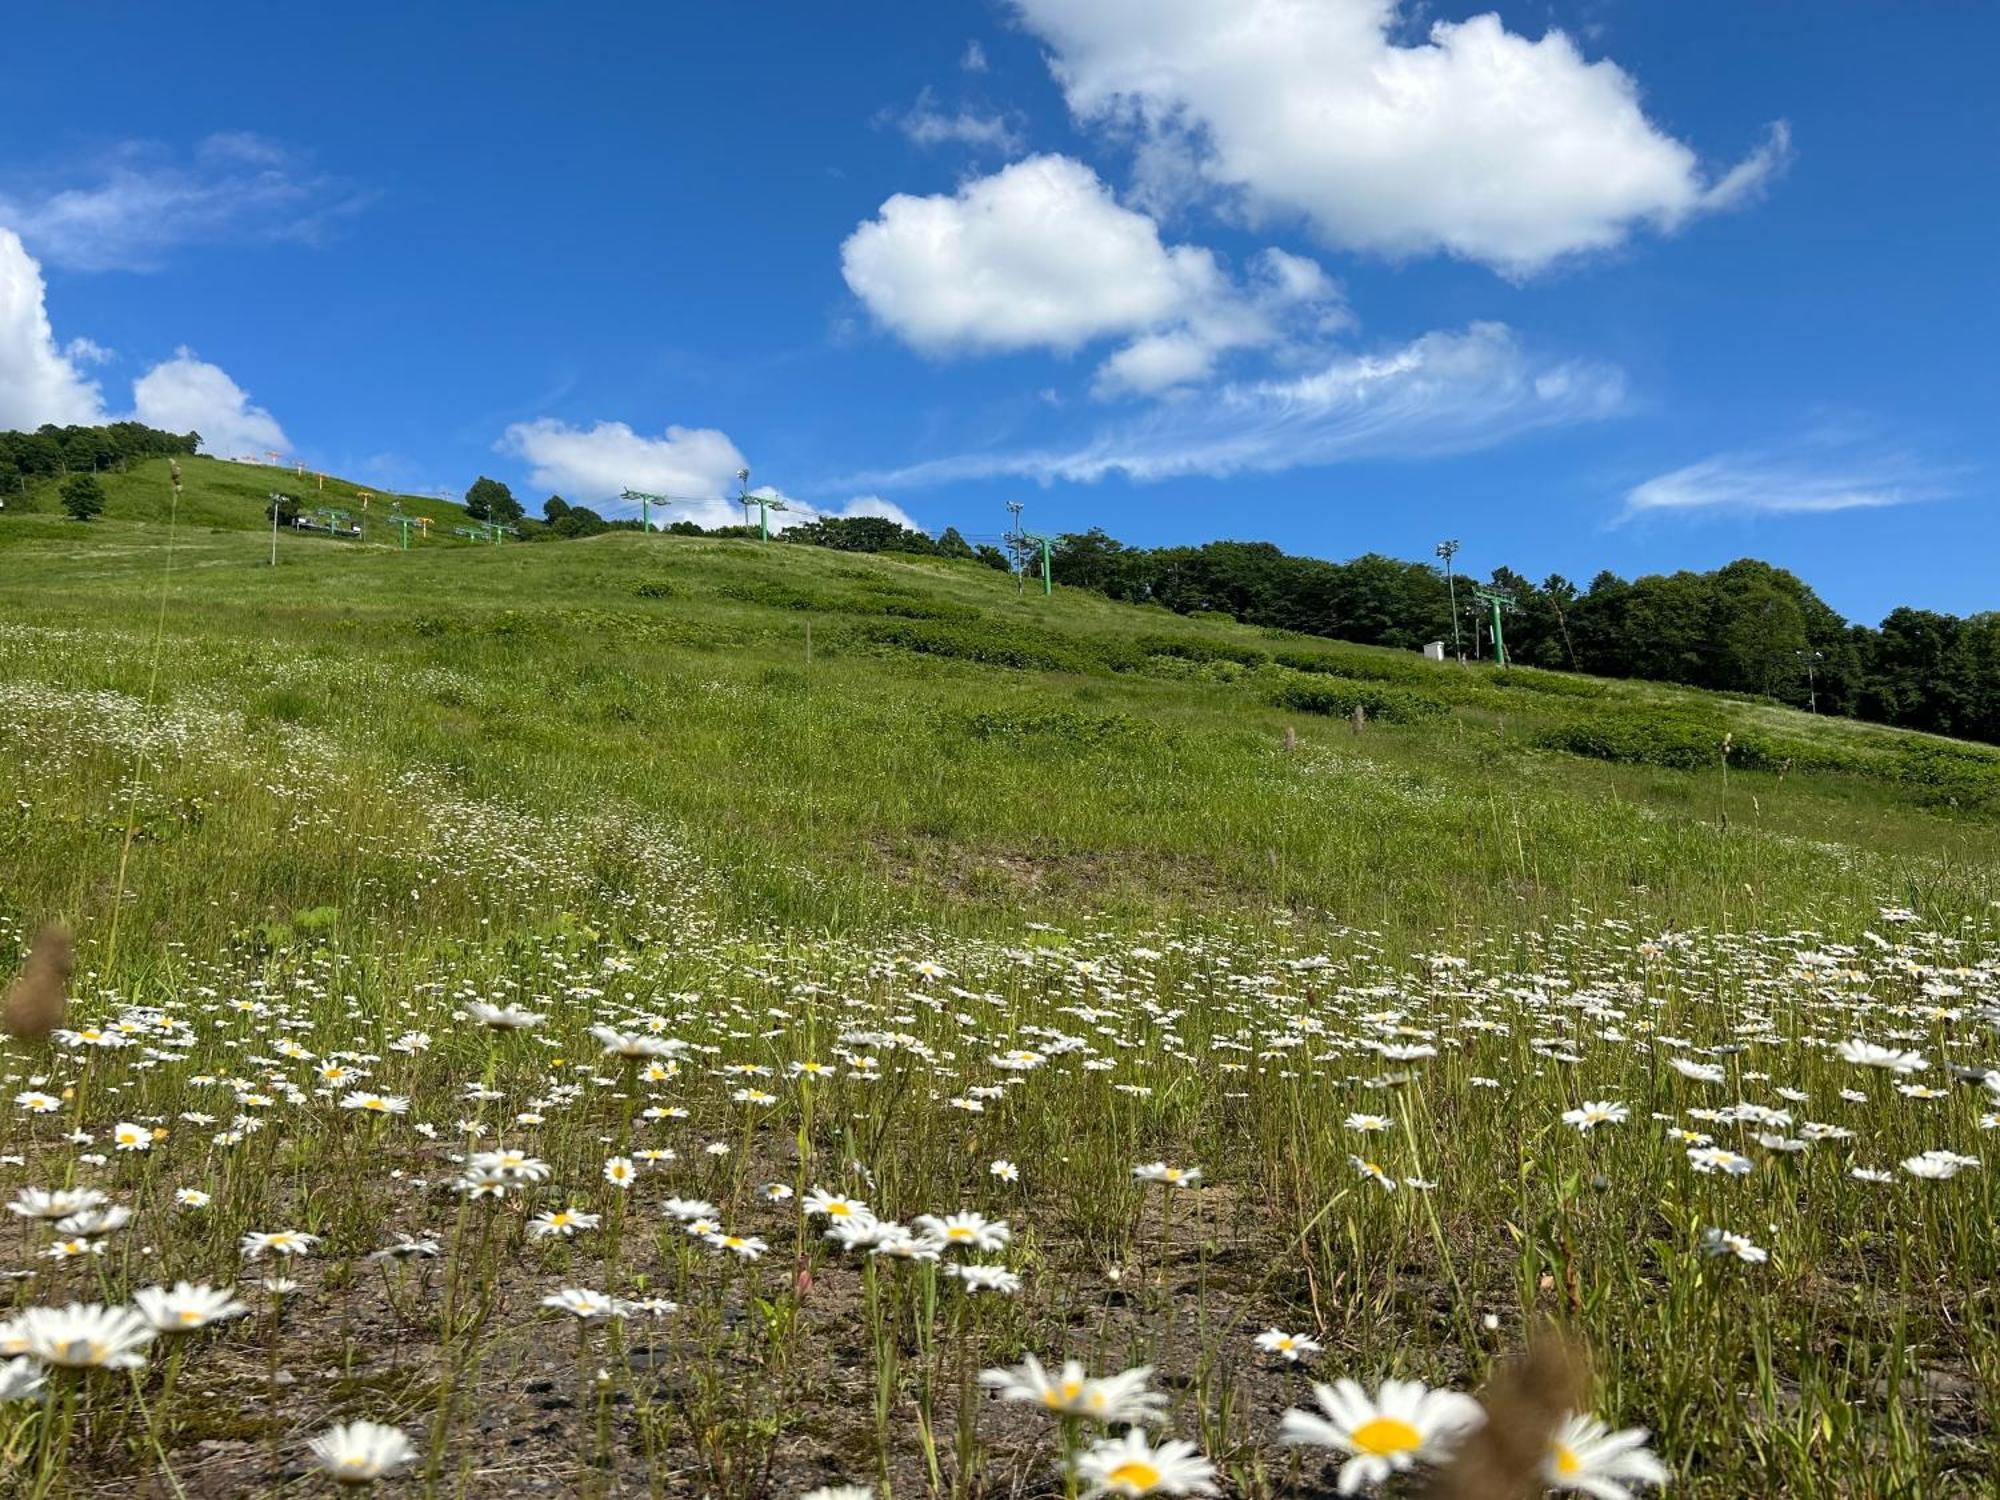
621;489;676;531
1020;532;1053;595
1472;586;1518;667
736;468;789;541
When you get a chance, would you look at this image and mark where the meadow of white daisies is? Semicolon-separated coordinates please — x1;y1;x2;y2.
4;530;2000;1497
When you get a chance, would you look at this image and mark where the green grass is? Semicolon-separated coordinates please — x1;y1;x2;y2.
1;459;1997;1496
4;456;1996;953
3;452;469;537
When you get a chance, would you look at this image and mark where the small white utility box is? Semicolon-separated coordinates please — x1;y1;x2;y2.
1422;641;1446;661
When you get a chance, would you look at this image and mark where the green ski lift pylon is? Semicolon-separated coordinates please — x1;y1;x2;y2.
621;489;675;531
1473;586;1518;667
384;510;420;551
736;468;789;541
1022;532;1053;595
450;522;513;543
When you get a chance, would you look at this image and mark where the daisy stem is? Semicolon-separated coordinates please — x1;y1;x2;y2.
125;1365;189;1500
1060;1414;1082;1500
952;1296;977;1500
29;1373;80;1500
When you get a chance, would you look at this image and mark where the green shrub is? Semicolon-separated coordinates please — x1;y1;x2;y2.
1536;711;1787;773
715;579;833;611
1891;743;2000;810
863;620;1094;673
1261;668;1450;723
1488;667;1608;699
1137;635;1270;668
874;599;982;622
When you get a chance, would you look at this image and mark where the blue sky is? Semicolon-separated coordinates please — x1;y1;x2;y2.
0;1;1991;621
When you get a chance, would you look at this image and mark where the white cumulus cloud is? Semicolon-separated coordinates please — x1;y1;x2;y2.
0;228;105;428
2;226;295;450
841;154;1342;394
845;321;1622;486
842;155;1208;354
500;417;921;533
501;417;748;518
132;349;290;456
1011;0;1789;275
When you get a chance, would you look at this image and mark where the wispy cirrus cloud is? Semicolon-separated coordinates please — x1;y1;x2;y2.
841;321;1624;487
885;88;1024;154
1619;443;1957;522
0;133;371;271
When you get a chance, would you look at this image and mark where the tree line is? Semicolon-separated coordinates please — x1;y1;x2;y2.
0;422;198;496
1043;529;2000;746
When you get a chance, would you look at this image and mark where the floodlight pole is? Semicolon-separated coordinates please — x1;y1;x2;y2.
1796;648;1823;713
1435;539;1462;660
1005;500;1027;595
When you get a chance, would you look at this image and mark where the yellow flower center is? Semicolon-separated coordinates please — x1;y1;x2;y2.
1553;1444;1582;1478
947;1227;974;1241
828;1204;852;1217
1350;1416;1423;1457
1106;1461;1161;1493
179;1310;203;1325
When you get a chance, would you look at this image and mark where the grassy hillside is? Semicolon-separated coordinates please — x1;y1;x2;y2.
2;464;1998;1496
2;457;1995;952
3;453;472;539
